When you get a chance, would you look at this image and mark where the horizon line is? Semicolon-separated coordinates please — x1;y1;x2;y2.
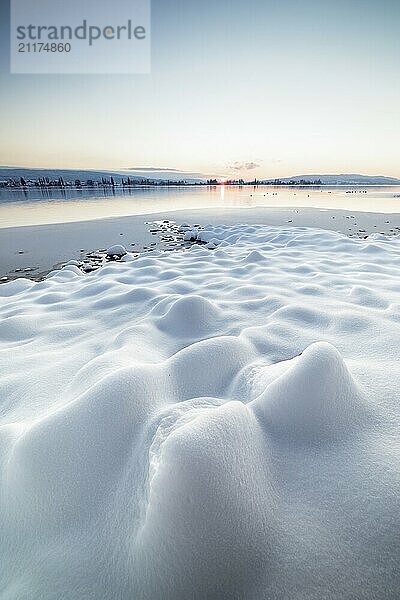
0;165;400;181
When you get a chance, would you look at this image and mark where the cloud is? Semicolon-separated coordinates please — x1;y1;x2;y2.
126;167;183;172
122;167;207;180
229;161;261;171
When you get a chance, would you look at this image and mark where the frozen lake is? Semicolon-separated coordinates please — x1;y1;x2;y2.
1;184;400;228
2;185;400;280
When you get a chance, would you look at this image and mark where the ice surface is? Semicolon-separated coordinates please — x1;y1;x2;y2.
0;224;399;599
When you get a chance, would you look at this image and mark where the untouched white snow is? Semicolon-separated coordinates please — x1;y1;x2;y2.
106;244;127;258
0;223;399;599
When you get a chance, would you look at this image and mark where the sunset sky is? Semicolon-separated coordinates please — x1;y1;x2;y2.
0;0;399;180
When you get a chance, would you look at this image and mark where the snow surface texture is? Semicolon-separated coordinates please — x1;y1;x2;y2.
0;224;399;600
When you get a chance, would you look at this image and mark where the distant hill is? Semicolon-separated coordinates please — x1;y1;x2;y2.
0;167;145;183
263;174;400;185
1;168;399;186
0;167;203;184
122;168;206;183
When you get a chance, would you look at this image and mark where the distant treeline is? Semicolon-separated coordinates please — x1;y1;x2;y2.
206;178;323;185
0;176;324;188
0;176;194;188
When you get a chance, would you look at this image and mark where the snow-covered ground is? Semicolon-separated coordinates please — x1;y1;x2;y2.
2;205;400;278
0;223;399;599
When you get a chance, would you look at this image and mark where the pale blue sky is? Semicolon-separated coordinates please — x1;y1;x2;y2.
0;0;399;179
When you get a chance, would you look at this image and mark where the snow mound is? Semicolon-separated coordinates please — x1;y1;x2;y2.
252;342;369;444
157;294;222;338
243;249;265;263
0;223;399;599
137;401;274;599
106;243;127;257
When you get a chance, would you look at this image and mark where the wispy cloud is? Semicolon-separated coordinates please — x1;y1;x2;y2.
123;167;207;179
126;167;183;172
229;161;260;171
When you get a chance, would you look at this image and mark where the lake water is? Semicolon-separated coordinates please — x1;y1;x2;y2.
1;185;400;228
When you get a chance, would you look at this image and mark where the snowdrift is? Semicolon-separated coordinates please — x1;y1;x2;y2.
0;224;399;599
